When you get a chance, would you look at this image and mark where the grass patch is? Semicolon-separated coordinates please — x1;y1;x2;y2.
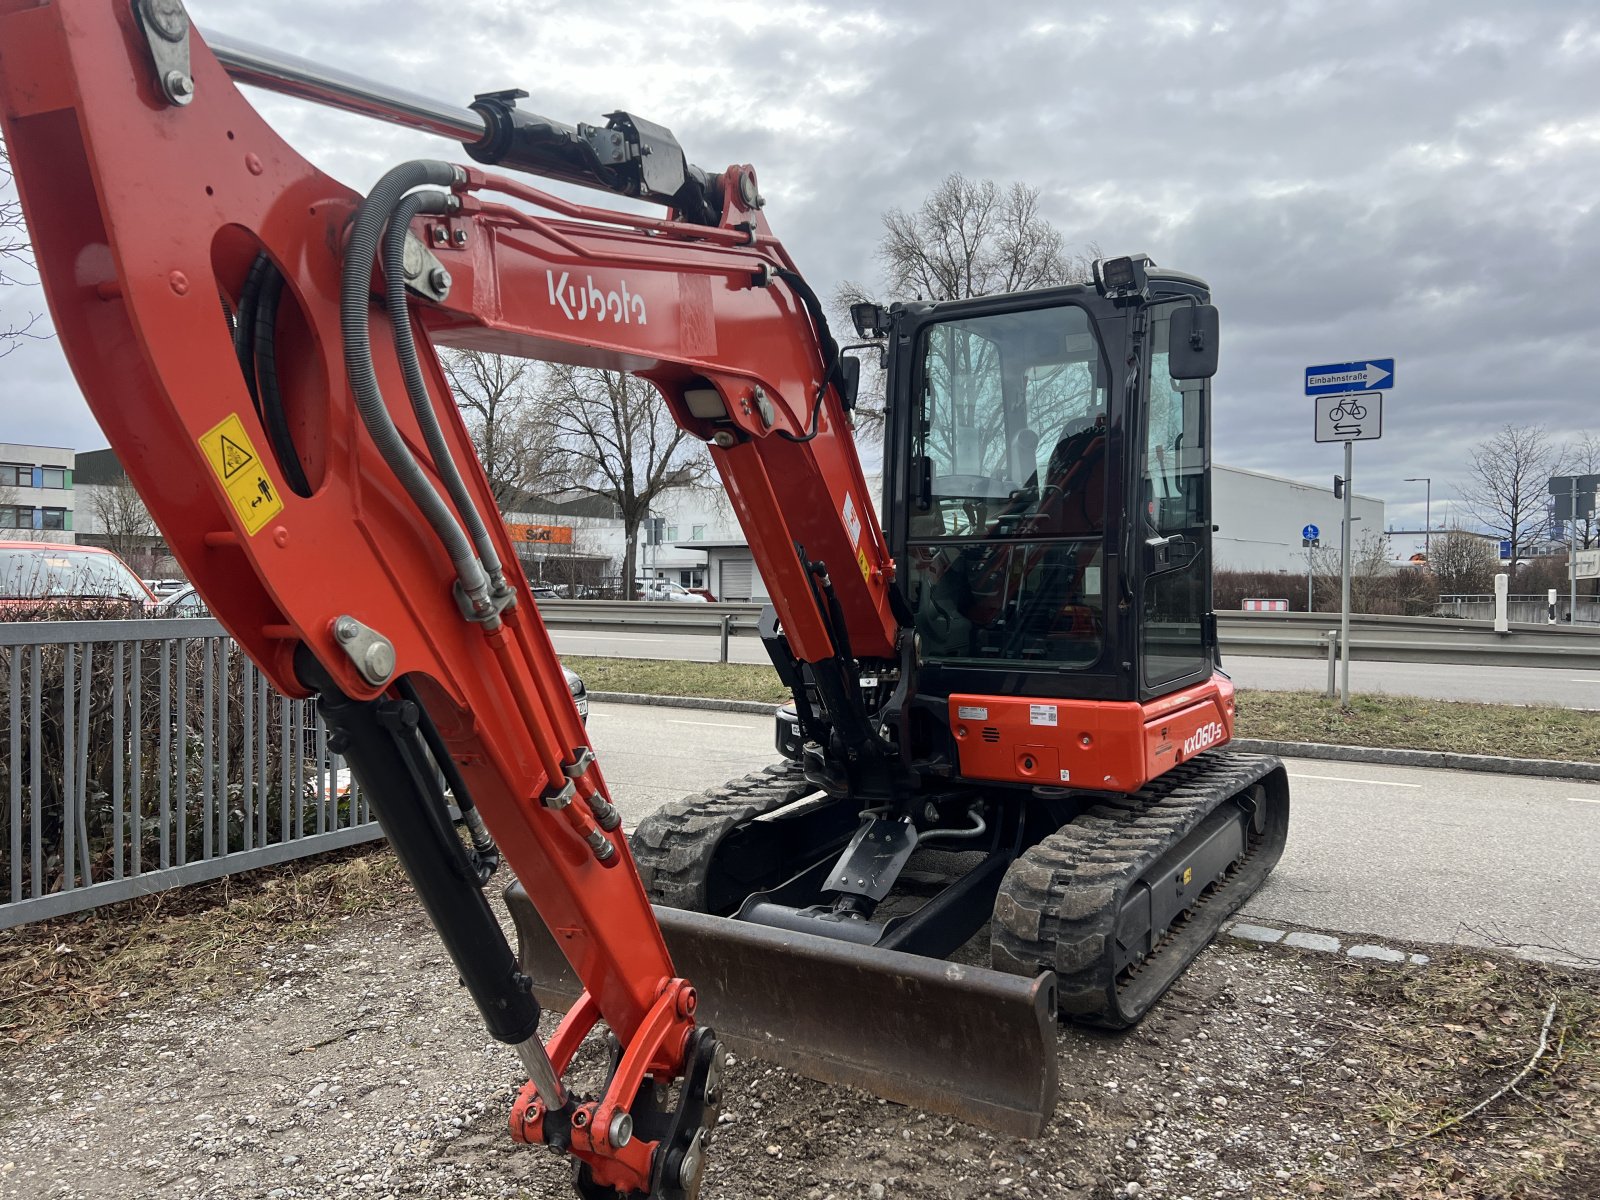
1332;947;1600;1198
0;845;405;1046
1235;690;1600;763
565;656;1600;764
565;655;788;703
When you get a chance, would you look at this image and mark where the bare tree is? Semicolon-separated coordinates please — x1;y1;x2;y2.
440;349;569;512
1459;423;1561;587
836;174;1093;434
89;473;159;563
866;173;1090;301
0;139;44;360
545;364;709;589
1430;527;1500;595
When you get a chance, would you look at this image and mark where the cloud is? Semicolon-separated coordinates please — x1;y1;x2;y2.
2;0;1597;542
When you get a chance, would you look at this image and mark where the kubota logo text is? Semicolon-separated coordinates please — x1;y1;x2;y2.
547;271;647;325
1181;721;1225;757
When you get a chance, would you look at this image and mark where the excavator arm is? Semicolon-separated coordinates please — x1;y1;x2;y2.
0;3;1059;1195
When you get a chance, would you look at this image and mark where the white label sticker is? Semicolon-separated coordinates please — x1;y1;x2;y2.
1059;770;1071;782
1030;704;1058;727
957;705;988;720
842;492;862;547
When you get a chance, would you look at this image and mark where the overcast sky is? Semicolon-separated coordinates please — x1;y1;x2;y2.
3;0;1597;541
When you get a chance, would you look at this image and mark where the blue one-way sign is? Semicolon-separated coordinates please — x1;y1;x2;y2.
1305;358;1395;395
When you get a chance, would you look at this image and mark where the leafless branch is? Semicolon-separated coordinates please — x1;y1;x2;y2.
1365;999;1558;1153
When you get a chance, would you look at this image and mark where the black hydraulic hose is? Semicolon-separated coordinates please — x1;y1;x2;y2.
381;190;509;598
774;266;846;445
252;266;313;497
340;160;494;618
233;253;272;398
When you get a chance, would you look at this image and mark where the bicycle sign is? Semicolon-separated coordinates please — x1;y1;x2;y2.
1314;390;1382;442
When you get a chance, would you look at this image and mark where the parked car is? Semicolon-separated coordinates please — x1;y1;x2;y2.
142;577;187;597
638;580;710;603
153;583;210;616
0;541;155;613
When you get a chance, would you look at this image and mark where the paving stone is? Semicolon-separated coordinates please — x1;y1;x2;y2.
1227;923;1285;944
1347;944;1406;963
1408;953;1431;966
1283;931;1341;953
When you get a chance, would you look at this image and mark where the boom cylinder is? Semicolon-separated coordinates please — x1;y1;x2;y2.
300;655;542;1047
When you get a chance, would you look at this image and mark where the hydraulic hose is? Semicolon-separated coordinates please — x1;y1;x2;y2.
381;190;510;600
340;160;494;620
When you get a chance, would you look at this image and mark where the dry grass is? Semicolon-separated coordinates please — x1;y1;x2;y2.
565;655;788;703
1306;948;1600;1199
0;845;406;1046
1235;690;1600;764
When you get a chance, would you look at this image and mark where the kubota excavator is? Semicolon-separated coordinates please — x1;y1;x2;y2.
0;3;1290;1196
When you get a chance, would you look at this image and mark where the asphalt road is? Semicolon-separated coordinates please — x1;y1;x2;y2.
551;629;1600;709
586;699;1600;963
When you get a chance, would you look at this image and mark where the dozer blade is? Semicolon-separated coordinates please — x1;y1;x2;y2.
506;884;1059;1139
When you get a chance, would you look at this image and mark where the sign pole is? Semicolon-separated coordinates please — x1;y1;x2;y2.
1340;439;1353;706
1572;479;1580;623
1307;541;1314;611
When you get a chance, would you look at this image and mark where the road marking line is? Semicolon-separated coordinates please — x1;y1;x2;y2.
553;632;670;641
1565;796;1600;805
667;719;756;730
1288;772;1421;789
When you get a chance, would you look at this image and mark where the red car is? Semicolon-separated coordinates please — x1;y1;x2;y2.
0;541;156;614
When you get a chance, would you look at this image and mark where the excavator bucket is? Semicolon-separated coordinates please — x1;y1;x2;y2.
506;884;1059;1138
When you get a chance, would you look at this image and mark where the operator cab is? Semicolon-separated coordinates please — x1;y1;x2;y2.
877;258;1221;712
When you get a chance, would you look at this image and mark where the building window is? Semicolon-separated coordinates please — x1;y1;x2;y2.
665;524;678;541
40;507;66;531
0;505;26;529
39;466;67;489
0;464;27;488
691;524;705;540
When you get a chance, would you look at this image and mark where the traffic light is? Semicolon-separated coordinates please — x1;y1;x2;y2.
1333;475;1345;499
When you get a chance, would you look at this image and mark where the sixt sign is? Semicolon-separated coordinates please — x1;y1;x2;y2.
1304;358;1394;395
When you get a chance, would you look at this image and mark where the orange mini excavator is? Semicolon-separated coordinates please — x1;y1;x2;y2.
0;4;1288;1195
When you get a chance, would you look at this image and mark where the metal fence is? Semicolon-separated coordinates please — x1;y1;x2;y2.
0;617;382;930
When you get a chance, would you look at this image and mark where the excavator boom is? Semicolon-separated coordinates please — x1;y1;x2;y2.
0;3;1062;1195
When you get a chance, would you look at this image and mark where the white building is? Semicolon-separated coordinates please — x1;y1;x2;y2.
1212;465;1384;574
634;464;1389;599
0;442;76;544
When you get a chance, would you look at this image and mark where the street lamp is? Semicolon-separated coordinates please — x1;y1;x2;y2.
1404;477;1431;562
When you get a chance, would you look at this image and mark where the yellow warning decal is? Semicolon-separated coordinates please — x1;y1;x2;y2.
198;413;283;536
856;546;872;582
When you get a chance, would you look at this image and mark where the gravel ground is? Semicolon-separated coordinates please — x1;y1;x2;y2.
1;889;1593;1200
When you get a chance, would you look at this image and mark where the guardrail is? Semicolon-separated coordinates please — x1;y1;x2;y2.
536;600;1600;670
0;618;381;930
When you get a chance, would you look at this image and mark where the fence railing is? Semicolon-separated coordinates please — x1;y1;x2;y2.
0;617;382;930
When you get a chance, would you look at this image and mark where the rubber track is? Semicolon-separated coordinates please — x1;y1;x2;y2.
631;762;816;911
991;750;1287;1027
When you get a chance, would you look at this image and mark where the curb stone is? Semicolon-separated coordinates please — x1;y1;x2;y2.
588;694;1600;782
1225;921;1430;967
